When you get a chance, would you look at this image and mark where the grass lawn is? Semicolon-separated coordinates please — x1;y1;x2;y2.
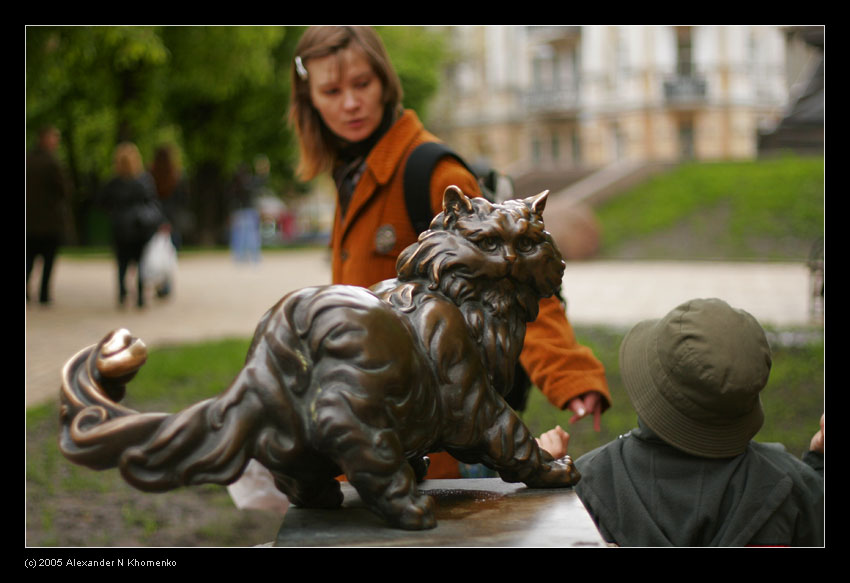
597;155;824;260
26;324;823;546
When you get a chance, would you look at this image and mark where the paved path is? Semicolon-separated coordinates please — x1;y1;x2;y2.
25;249;818;409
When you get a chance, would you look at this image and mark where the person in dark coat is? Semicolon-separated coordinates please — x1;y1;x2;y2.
574;298;824;547
149;144;189;297
26;126;70;305
98;142;166;308
150;143;190;251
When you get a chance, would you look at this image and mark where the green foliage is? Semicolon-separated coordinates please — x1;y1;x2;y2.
26;26;448;188
377;26;448;119
27;25;450;245
26;26;291;185
27;27;168;154
596;156;825;260
163;27;283;103
159;26;290;179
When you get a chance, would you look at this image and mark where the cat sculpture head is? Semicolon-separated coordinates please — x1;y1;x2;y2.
396;186;565;319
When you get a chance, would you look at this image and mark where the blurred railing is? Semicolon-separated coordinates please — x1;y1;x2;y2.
663;74;708;104
521;87;580;114
526;25;581;41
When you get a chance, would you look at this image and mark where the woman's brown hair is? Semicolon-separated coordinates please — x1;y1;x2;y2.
289;26;404;181
150;144;182;199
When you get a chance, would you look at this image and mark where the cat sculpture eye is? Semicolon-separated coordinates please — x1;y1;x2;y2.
517;236;535;253
477;236;501;252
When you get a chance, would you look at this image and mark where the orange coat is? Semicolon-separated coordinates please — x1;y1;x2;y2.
330;110;611;478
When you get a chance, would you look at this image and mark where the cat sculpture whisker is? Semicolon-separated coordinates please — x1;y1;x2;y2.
58;185;581;530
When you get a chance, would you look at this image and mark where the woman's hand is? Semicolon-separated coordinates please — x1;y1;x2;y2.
810;413;824;454
567;391;604;431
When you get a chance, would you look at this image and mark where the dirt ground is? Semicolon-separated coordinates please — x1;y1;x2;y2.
26;485;284;548
25;405;285;548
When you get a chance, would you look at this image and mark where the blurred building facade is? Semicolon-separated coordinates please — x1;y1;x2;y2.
427;25;797;177
758;26;824;155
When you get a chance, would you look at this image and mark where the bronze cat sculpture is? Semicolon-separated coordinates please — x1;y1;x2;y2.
59;186;580;530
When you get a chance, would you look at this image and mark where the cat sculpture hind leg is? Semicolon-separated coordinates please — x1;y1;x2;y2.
253;284;442;529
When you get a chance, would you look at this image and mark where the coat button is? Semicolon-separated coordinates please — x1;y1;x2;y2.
374;224;397;254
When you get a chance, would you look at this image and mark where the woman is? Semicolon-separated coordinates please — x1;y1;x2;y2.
290;26;611;477
99;142;166;308
150;143;189;251
150;144;189;296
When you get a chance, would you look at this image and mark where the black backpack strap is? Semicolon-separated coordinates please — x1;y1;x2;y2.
403;141;474;235
404;141;535;411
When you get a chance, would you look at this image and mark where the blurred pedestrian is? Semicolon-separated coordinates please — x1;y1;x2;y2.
26;125;71;306
150;143;190;297
150;143;190;250
98;142;167;308
227;163;261;263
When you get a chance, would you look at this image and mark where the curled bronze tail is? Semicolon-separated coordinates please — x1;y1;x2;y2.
59;329;168;471
58;329;258;491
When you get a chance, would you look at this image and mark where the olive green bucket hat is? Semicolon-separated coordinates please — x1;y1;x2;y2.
619;298;772;458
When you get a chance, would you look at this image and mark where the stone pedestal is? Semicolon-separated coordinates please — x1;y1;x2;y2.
274;478;608;547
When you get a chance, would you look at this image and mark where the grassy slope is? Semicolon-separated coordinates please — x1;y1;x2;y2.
597;155;824;260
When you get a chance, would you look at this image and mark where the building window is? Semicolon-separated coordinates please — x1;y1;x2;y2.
532;58;543;88
676;26;693;77
552;53;561;90
611;123;626;161
571;130;581;165
679;119;695;159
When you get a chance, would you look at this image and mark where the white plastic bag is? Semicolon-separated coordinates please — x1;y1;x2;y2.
227;460;291;515
140;231;177;287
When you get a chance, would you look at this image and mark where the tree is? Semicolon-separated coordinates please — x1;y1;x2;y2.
26;26;169;243
377;26;448;122
26;25;451;246
26;26;293;245
158;26;291;244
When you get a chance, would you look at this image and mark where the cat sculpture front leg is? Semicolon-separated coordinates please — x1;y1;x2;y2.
447;390;581;488
488;406;581;488
407;293;579;489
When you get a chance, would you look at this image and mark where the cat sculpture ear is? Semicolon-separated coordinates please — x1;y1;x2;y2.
524;190;550;217
442;185;475;217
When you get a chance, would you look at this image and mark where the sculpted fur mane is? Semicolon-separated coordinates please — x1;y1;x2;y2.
393;193;562;321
